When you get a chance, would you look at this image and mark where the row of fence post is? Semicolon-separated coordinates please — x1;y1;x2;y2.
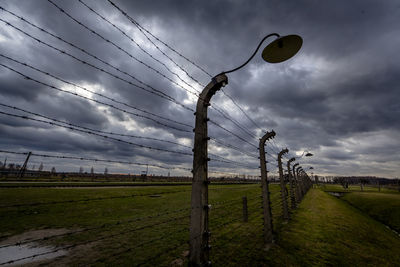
260;131;313;249
189;125;313;266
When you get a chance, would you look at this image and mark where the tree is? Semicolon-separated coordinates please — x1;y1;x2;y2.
8;163;15;170
38;162;44;172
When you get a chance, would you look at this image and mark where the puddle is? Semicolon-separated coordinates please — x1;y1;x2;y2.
326;191;346;197
0;243;67;266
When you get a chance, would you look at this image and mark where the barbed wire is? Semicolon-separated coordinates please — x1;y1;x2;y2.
0;57;260;163
66;1;260;146
107;0;212;78
103;0;274;143
78;0;202;93
209;157;258;170
0;14;259;149
209;137;258;159
220;89;266;133
0;53;192;129
209;120;258;149
94;223;189;265
0;53;195;133
208;169;259;177
1;6;296;171
209;108;257;140
0;205;191;249
0;150;192;172
102;0;263;142
0;188;191;209
0;102;193;149
46;0;200;98
0;17;193;112
0;110;192;156
0;213;190;266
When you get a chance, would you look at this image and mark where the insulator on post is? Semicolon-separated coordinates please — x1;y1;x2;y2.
203;231;211;237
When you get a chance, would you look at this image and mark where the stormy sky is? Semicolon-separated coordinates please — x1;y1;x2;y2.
0;0;399;178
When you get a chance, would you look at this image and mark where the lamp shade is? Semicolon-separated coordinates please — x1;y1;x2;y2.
262;35;302;63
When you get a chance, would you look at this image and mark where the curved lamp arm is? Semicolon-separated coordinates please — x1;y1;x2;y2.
220;33;280;75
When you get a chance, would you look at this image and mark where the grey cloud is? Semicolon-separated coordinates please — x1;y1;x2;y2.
0;0;399;178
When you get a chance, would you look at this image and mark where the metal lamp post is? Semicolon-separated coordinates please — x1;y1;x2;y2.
189;34;303;266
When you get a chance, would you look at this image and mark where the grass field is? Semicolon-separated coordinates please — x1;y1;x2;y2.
341;191;400;233
0;183;277;266
263;189;400;266
322;183;399;193
1;184;400;266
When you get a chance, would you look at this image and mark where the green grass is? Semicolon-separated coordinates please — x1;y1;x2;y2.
341;191;400;233
322;183;398;193
1;184;399;266
261;189;400;266
0;183;274;266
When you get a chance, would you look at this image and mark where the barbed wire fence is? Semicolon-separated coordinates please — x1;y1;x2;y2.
0;1;314;266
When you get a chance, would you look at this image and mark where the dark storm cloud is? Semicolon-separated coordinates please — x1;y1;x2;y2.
0;0;399;177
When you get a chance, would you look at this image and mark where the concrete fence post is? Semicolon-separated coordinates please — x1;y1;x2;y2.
277;148;289;221
287;158;296;210
296;167;304;200
292;163;300;203
259;130;276;245
189;74;228;266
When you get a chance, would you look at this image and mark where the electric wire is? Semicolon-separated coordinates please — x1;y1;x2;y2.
78;0;202;93
46;0;200;97
0;13;256;149
209;120;258;149
107;0;212;78
0;187;191;209
209;137;258;159
104;0;264;142
0;150;192;172
220;88;266;134
0;110;192;156
0;63;190;133
0;17;193;112
0;102;193;150
0;214;190;266
0;53;192;129
43;1;260;146
0;205;191;249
